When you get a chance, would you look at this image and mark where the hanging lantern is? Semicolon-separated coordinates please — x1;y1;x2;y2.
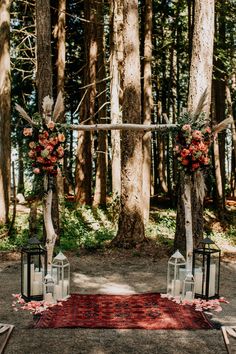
167;250;186;297
182;273;195;301
193;237;221;300
44;274;55;303
21;236;47;302
51;251;70;300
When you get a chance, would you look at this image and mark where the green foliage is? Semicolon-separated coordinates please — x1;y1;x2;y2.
0;212;39;251
147;209;176;249
60;205;115;251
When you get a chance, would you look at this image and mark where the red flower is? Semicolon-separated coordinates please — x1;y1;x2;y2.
181;159;189;166
181;149;190;158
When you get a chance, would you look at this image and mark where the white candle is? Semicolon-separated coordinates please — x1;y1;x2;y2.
194;270;203;294
23;264;28;295
209;264;216;297
44;293;54;303
63;280;69;297
54;285;62;300
30;264;35;294
172;279;181;296
32;281;41;296
185;291;193;300
34;271;43;292
34;271;42;282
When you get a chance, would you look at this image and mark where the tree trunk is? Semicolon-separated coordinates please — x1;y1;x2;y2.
225;83;236;197
17;141;24;194
0;0;11;225
55;0;66;202
175;0;215;264
112;0;145;248
35;0;53;112
142;0;153;224
75;0;96;205
110;0;123;198
36;0;58;263
93;0;107;207
212;79;225;212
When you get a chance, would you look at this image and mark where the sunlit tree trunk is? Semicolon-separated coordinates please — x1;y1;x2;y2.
93;0;107;207
175;0;215;269
226;83;236;197
142;0;153;224
75;0;97;205
212;80;225;212
110;0;123;198
55;0;66;200
112;0;145;247
0;0;11;225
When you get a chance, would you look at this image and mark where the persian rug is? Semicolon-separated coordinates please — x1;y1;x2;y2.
33;293;213;330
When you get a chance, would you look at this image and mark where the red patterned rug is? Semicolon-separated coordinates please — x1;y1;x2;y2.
34;293;213;330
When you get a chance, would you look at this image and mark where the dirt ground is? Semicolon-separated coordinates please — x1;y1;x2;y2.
0;249;236;354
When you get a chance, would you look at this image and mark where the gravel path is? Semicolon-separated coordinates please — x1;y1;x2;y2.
0;250;235;354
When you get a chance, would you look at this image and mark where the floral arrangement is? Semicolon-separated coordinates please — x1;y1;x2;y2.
23;121;65;176
17;94;66;177
174;113;212;173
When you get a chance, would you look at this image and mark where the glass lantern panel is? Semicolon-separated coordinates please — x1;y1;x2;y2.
167;263;186;296
207;255;219;297
22;253;28;296
182;274;195;300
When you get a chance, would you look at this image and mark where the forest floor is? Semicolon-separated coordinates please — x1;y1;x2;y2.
1;245;236;354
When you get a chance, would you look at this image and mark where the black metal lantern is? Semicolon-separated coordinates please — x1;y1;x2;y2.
21;236;47;302
193;237;221;300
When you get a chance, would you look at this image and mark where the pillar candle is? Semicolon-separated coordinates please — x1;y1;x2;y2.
172;279;181;296
185;291;193;300
30;263;35;294
54;285;62;300
194;268;203;295
32;281;41;296
208;264;216;297
23;264;28;295
34;271;43;292
44;293;54;303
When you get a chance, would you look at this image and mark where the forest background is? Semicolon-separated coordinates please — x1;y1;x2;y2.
0;0;235;257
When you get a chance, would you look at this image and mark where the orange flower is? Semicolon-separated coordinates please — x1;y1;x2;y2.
181;149;190;158
28;150;36;158
58;133;65;142
181;159;189;166
33;168;40;174
192;130;202;140
47;121;55;130
23;128;33;136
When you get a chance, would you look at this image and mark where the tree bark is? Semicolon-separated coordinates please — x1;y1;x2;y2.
142;0;153;224
35;0;53;112
55;0;66;206
0;0;11;225
36;0;58;263
110;0;123;198
225;83;236;197
75;0;96;205
93;0;107;207
112;0;145;248
175;0;215;263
